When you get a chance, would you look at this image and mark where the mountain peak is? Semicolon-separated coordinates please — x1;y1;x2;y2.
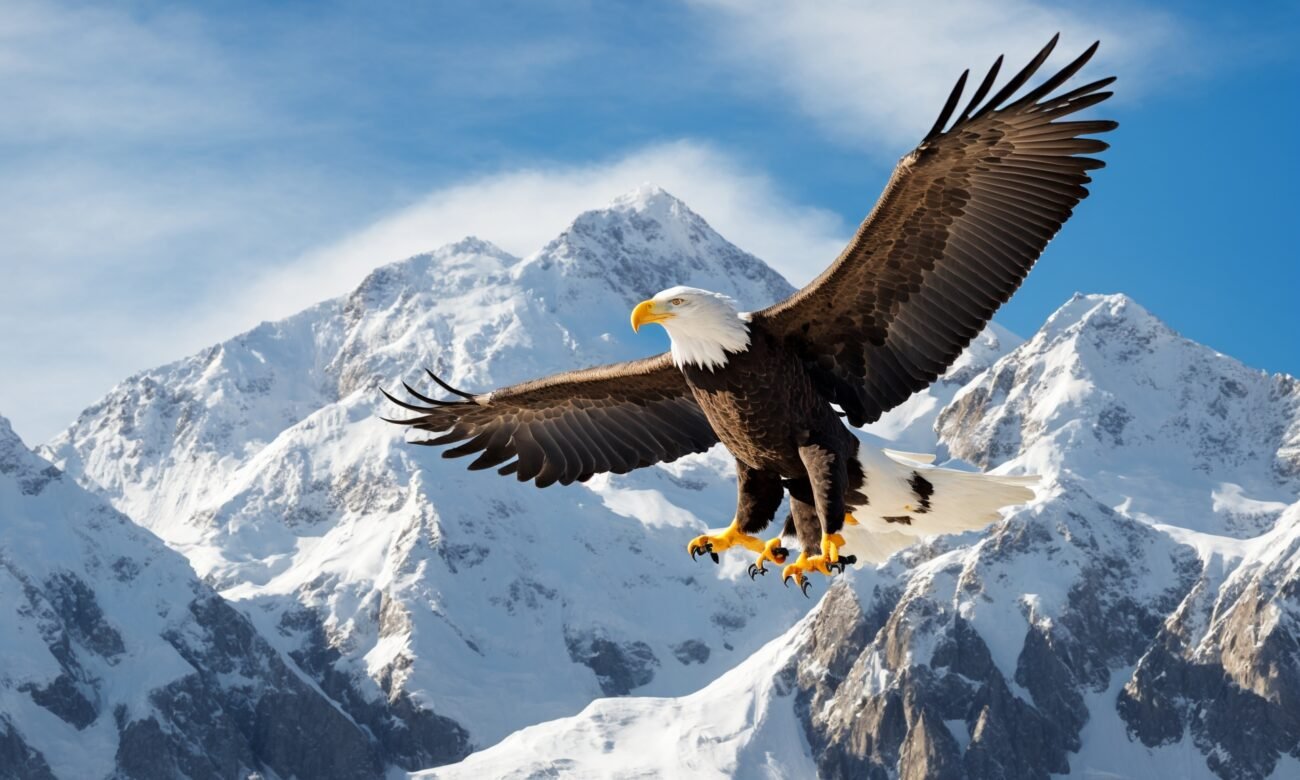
608;182;682;213
437;235;513;260
522;186;794;310
566;184;700;240
939;291;1300;537
0;413;61;497
1039;292;1164;341
0;413;20;450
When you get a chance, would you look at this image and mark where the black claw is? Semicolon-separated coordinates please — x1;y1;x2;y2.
827;554;858;575
690;545;703;561
800;579;812;598
709;551;720;564
782;575;792;588
747;563;763;580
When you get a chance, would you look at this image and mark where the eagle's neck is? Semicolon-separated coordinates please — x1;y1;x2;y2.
666;313;752;371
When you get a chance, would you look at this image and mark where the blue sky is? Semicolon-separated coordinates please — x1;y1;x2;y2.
1;0;1297;443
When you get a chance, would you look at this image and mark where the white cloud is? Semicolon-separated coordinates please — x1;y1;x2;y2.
207;140;850;339
690;0;1186;147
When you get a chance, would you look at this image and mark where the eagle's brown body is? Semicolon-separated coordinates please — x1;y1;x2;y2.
682;324;867;547
383;35;1114;588
683;326;846;478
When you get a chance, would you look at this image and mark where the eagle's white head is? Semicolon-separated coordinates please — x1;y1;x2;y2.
630;285;751;371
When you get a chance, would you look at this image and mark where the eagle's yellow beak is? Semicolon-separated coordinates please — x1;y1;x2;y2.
630;299;674;333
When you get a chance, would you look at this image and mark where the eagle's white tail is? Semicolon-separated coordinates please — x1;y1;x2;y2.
840;443;1037;565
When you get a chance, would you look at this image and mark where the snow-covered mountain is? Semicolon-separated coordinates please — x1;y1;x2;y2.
41;187;886;769
0;414;437;779
423;294;1300;780
30;184;1297;779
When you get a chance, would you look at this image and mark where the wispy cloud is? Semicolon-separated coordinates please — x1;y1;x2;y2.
689;0;1188;147
0;2;264;144
196;140;850;346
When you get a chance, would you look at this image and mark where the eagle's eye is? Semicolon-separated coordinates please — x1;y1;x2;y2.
670;298;685;306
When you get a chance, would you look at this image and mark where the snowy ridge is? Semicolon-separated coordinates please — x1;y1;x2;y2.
939;293;1300;537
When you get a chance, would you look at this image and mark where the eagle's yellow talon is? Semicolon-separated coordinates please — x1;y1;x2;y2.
792;533;857;581
844;513;860;526
815;531;859;575
687;518;764;563
781;552;814;597
746;537;789;580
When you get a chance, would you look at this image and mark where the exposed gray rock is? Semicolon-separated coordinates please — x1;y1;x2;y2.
790;485;1202;779
42;572;125;659
19;675;96;730
155;595;383;780
0;717;56;780
565;630;660;695
280;606;471;770
672;639;711;665
1118;530;1300;780
898;710;963;780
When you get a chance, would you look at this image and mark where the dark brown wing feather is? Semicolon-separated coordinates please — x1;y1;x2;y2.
754;35;1116;426
383;353;719;488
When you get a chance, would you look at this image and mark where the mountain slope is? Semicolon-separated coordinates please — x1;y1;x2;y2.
424;294;1300;780
41;188;833;760
0;414;433;780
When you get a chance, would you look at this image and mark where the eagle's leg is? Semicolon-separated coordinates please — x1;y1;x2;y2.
688;463;784;565
796;439;858;576
779;482;827;596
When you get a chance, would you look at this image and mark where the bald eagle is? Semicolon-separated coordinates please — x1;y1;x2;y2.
383;36;1114;594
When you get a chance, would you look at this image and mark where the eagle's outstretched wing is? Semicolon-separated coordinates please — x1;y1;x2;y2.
753;35;1116;426
383;353;718;487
